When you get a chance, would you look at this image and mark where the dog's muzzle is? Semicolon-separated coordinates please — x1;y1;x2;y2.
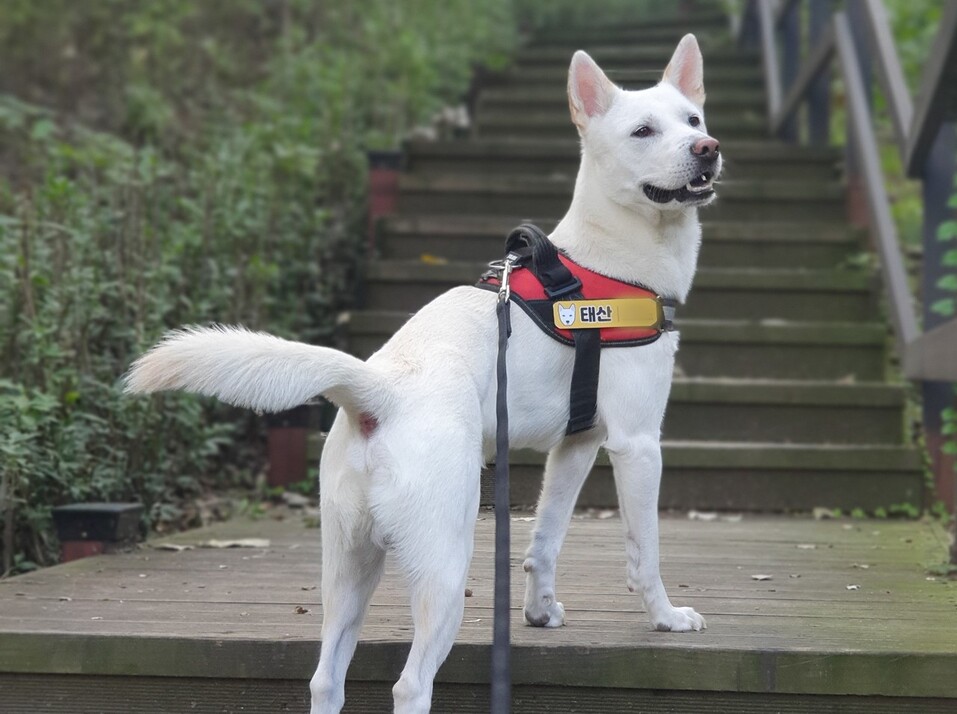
644;137;720;204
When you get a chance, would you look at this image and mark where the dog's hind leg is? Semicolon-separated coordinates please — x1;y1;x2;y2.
607;434;706;632
522;435;602;628
309;514;386;714
385;438;482;712
391;545;472;713
310;419;387;714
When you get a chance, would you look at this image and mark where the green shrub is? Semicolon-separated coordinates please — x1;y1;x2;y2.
0;0;514;574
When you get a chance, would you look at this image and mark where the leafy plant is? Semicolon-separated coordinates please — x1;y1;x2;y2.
0;0;516;574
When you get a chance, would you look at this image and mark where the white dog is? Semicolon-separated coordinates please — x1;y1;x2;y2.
126;34;720;714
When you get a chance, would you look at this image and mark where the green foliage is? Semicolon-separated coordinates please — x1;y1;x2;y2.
0;0;515;575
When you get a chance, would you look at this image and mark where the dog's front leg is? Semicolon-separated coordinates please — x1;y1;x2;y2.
608;435;706;632
523;436;602;627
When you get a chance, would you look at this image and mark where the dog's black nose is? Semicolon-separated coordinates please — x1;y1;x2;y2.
691;137;720;161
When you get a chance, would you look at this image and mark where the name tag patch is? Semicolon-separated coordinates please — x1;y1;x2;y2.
553;298;662;330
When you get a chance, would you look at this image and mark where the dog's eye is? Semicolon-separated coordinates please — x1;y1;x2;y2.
689;115;701;128
631;126;652;138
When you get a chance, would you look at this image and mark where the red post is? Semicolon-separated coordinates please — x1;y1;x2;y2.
367;150;404;251
266;405;313;488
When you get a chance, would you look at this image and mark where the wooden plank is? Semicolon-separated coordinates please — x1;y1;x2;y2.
0;514;955;700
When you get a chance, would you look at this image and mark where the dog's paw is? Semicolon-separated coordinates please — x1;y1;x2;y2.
652;606;706;632
523;596;565;628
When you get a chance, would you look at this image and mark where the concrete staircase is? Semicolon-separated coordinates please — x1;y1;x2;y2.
342;12;923;513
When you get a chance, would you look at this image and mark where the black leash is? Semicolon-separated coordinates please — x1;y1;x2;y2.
491;252;515;714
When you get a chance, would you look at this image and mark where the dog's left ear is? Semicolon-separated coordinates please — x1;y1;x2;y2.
662;34;705;107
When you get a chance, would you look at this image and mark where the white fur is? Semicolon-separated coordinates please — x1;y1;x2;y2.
125;36;719;713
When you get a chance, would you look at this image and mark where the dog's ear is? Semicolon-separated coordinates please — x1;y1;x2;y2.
662;34;705;107
568;51;618;131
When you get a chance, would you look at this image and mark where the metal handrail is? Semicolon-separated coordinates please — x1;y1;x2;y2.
832;12;919;348
906;2;957;174
742;0;956;379
740;0;957;555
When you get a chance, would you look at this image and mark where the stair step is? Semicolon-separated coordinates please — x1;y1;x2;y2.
396;176;846;221
479;92;764;118
522;15;730;46
405;139;841;181
379;216;858;269
501;65;763;87
513;45;758;67
307;437;922;512
475;111;766;140
498;442;923;510
663;378;906;444
345;311;886;381
361;261;874;322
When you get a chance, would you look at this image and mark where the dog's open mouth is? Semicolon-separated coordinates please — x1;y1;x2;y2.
643;171;716;204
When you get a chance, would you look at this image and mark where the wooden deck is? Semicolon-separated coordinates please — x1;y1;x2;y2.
1;512;955;712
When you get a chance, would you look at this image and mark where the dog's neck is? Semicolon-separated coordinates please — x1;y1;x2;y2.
549;154;702;303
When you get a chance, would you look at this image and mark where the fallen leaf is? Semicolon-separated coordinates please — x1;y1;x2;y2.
282;492;311;509
294;606;311;615
301;585;317;591
58;596;72;602
464;588;473;597
751;574;773;581
152;543;194;552
789;574;801;579
419;253;448;265
200;539;270;549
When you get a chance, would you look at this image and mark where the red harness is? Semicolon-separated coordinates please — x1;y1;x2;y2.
477;224;677;435
478;253;673;347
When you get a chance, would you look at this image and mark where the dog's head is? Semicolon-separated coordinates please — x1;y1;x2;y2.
568;35;722;211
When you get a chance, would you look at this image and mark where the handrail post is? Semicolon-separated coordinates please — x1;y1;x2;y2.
808;0;832;145
779;1;800;142
739;0;759;49
756;0;783;131
918;123;957;525
844;1;874;229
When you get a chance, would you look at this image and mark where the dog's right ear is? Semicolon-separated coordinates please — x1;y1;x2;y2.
568;51;617;132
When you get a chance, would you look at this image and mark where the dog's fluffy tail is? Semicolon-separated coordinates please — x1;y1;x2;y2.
124;325;391;416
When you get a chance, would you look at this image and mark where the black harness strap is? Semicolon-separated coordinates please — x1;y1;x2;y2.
504;224;600;435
